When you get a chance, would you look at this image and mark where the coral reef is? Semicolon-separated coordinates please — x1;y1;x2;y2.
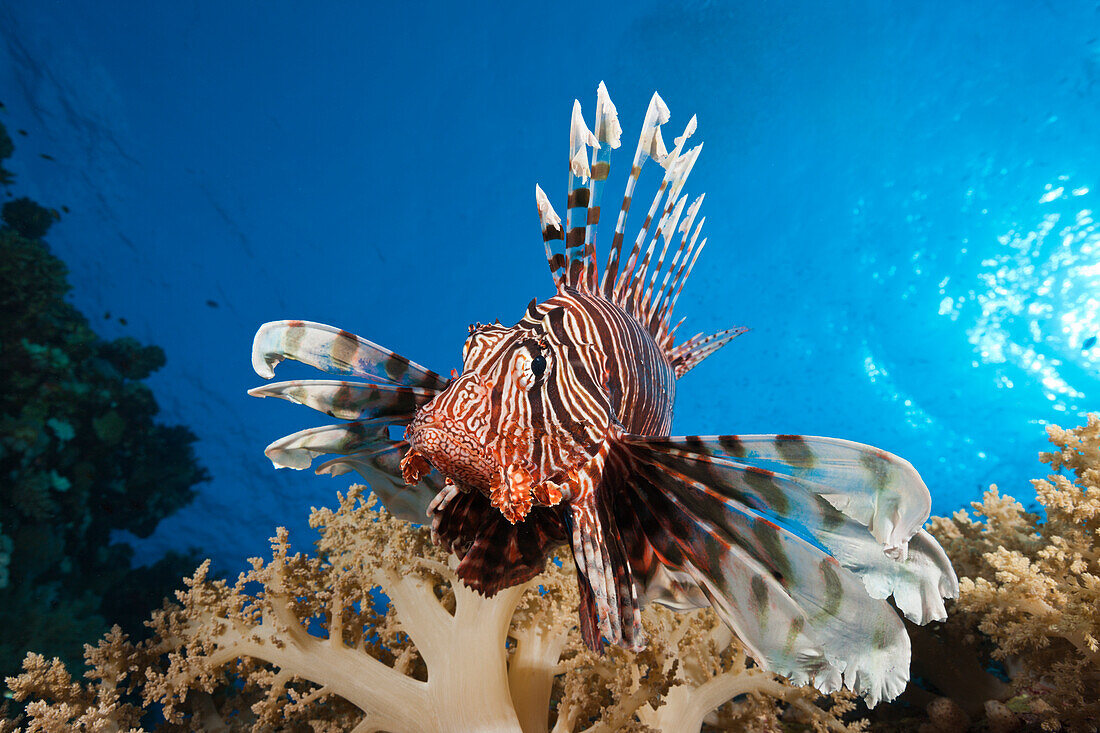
1;197;59;240
5;386;1094;732
0;118;208;679
0;522;10;589
928;414;1100;731
3;487;862;733
0;122;12;186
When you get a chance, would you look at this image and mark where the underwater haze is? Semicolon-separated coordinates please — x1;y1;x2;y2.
2;0;1099;575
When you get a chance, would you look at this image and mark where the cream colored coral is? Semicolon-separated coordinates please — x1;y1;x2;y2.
634;607;863;733
6;486;862;732
930;414;1100;730
5;631;146;733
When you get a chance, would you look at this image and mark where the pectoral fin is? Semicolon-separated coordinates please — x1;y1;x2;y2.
565;441;644;652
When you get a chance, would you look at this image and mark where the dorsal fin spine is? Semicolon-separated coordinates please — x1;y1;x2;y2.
661;213;706;318
627;140;699;316
613;119;696;305
655;213;705;341
663;315;688;349
535;184;565;287
639;194;688;329
650;194;704;334
583;82;622;291
565;100;598;290
663;232;707;341
538;87;740;374
631;192;686;321
600;92;669;299
669;326;749;377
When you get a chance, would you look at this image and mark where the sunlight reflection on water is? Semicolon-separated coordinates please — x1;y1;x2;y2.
940;179;1099;416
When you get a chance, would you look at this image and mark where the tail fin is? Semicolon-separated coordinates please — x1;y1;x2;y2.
534;86;739;376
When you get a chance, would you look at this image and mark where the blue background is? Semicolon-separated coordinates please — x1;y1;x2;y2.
2;1;1098;573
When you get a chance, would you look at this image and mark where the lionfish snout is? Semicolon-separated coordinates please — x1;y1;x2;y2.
402;372;496;490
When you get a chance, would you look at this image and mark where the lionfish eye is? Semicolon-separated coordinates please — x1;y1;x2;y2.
531;354;547;377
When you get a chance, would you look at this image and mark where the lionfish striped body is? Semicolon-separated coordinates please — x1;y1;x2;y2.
249;83;958;705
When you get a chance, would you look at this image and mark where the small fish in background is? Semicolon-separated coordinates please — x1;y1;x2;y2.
206;299;219;308
39;153;54;161
248;84;958;706
1083;335;1096;351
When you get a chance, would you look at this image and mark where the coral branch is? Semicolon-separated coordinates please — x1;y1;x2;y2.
928;414;1100;730
5;486;864;732
509;623;572;733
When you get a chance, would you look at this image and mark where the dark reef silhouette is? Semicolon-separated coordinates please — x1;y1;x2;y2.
0;118;208;688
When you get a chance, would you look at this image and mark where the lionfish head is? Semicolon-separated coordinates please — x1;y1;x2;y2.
402;296;606;523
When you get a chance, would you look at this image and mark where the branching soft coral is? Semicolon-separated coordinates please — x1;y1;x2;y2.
634;607;862;733
5;486;861;732
929;414;1100;730
5;633;147;733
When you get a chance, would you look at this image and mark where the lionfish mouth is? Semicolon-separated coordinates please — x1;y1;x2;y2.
402;417;496;491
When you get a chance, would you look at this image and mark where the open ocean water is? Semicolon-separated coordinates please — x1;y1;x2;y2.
2;0;1098;575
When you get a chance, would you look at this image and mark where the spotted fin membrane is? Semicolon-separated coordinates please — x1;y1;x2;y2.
614;433;956;705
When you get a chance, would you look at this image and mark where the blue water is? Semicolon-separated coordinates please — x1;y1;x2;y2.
2;1;1098;573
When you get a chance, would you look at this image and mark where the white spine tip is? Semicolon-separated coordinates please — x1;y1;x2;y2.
570;99;598;151
535;184;561;227
595;81;622;148
649;92;671;125
674;115;698;148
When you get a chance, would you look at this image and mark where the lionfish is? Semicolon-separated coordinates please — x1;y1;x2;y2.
249;83;958;705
